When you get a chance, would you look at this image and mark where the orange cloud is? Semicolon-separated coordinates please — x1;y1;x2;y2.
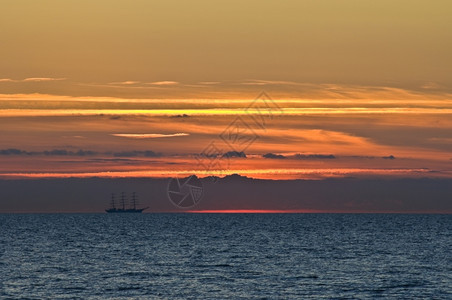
0;78;66;83
23;77;66;82
148;81;179;86
111;133;189;139
0;167;444;180
108;81;141;85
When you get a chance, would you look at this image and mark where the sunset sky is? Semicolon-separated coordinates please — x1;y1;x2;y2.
1;1;452;212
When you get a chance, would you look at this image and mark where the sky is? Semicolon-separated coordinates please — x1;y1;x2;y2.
1;1;452;212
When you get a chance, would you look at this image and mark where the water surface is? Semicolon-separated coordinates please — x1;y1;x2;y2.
0;214;450;299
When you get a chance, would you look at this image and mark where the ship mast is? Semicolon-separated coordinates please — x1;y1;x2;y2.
131;192;137;210
110;193;116;209
120;192;126;210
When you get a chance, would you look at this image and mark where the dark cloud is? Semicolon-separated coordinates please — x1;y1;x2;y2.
75;150;97;156
0;149;26;155
0;148;100;156
263;153;286;159
197;153;218;158
262;153;337;160
343;155;399;160
113;151;140;157
222;151;246;158
88;158;139;162
44;149;68;156
383;155;396;160
143;150;159;157
0;148;160;157
113;150;161;157
86;158;178;165
294;154;336;159
170;114;190;118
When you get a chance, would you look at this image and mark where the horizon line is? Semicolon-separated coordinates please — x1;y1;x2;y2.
1;210;450;214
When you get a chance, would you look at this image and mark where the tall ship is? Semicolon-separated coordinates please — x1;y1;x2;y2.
105;192;149;213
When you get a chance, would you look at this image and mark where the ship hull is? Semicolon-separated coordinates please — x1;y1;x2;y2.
105;208;148;213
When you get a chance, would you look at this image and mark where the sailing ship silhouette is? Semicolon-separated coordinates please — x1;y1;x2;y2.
105;192;149;213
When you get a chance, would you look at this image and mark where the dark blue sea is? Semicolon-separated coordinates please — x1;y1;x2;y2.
0;214;450;299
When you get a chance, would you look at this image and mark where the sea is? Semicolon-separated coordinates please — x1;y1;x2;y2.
0;214;450;299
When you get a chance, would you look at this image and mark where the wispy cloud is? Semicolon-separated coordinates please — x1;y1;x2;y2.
2;81;451;101
198;81;221;85
148;81;179;86
23;77;66;82
0;77;66;83
241;80;301;86
108;81;141;85
111;133;189;139
428;137;452;144
421;82;443;90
